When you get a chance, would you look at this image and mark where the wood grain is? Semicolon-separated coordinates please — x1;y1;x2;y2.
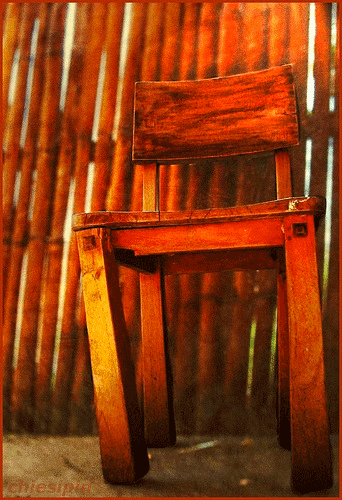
110;218;284;255
162;248;278;275
275;149;293;198
77;227;149;483
284;215;332;493
133;65;299;162
73;196;325;231
140;264;176;446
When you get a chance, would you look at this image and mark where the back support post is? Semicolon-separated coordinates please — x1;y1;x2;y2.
143;163;159;211
275;148;293;199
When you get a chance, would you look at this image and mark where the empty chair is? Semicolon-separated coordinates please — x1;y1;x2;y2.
73;64;333;493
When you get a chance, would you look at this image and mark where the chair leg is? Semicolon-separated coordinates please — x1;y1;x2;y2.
76;228;149;484
139;263;176;447
277;269;291;450
284;215;333;494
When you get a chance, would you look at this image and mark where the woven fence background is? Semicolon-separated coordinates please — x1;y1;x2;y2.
3;2;339;435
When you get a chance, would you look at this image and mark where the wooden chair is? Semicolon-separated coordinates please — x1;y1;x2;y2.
73;64;333;493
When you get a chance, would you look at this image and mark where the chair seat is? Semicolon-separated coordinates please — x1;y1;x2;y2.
73;196;325;231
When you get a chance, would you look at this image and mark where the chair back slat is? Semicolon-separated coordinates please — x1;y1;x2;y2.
133;64;299;163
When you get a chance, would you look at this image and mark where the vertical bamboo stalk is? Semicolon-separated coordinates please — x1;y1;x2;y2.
69;294;94;434
50;3;108;434
179;3;199;81
196;3;219;79
309;3;332;272
217;3;240;76
10;3;66;432
3;2;22;119
3;3;49;431
321;4;339;433
288;3;310;197
268;3;289;67
250;272;277;412
91;3;124;211
106;3;147;211
34;3;90;432
160;3;181;82
69;3;125;434
241;3;268;72
3;4;38;286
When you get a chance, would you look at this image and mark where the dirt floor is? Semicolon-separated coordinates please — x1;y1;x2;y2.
2;434;339;498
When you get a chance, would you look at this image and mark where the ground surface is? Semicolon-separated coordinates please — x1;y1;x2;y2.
3;434;339;498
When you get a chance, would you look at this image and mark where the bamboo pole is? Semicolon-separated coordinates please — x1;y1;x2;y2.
3;3;49;432
322;4;339;433
50;3;108;434
10;3;66;432
268;3;289;67
313;3;339;433
288;3;310;197
69;294;94;434
3;2;21;120
196;3;219;80
217;3;240;76
3;4;38;287
91;3;124;212
106;3;147;212
309;3;332;272
179;3;199;82
69;3;125;434
33;3;90;433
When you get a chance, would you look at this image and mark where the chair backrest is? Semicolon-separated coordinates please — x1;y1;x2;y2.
132;64;299;210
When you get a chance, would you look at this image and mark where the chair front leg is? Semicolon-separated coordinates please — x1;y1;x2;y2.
284;215;333;494
139;262;176;447
76;227;149;484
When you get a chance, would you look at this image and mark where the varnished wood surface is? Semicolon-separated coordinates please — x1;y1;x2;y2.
284;215;333;493
110;217;284;255
162;248;278;275
140;265;176;446
133;65;299;163
275;149;293;198
73;196;325;231
76;228;149;483
113;248;278;276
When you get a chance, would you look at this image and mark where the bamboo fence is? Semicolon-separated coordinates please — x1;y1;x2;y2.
3;3;339;436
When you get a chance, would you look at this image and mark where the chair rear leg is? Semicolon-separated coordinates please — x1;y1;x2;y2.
284;215;333;494
139;263;176;447
277;268;291;450
77;228;149;484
